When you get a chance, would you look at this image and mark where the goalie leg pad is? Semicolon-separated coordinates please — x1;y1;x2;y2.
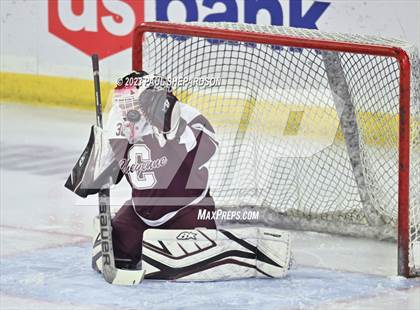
141;227;291;281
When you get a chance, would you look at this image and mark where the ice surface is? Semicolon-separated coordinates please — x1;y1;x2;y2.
1;103;419;310
1;243;420;310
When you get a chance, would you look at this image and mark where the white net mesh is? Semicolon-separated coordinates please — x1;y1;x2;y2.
136;22;420;276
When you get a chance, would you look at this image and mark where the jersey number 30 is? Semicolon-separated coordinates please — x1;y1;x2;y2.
127;144;157;190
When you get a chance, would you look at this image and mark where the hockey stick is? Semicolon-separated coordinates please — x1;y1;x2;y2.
91;54;145;285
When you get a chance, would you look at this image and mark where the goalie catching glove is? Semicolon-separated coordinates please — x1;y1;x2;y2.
136;75;184;144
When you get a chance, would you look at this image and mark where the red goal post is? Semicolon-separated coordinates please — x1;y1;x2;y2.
132;22;418;277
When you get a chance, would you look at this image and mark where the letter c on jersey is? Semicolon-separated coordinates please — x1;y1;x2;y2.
127;144;157;190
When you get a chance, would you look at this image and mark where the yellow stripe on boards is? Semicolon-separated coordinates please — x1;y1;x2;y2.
0;72;414;149
0;72;114;110
284;111;304;136
174;88;405;149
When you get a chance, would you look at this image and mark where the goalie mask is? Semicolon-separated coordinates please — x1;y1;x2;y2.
113;71;148;120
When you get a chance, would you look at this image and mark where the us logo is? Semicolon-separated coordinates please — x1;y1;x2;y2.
48;0;144;59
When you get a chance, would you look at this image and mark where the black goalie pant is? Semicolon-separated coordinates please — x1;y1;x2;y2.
111;200;216;269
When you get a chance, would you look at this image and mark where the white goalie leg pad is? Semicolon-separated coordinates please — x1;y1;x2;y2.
141;227;291;281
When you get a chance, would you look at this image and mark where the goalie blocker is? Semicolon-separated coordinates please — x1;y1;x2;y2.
93;224;292;281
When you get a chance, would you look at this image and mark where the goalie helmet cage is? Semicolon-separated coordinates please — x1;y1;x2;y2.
132;22;419;277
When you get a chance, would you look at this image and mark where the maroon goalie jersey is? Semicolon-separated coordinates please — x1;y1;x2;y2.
107;102;218;226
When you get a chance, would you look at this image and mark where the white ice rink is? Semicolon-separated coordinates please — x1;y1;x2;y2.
0;103;419;310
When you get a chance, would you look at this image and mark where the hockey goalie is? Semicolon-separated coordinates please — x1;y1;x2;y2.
65;71;291;282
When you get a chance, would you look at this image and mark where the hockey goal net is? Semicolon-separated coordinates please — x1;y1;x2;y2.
132;22;419;277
